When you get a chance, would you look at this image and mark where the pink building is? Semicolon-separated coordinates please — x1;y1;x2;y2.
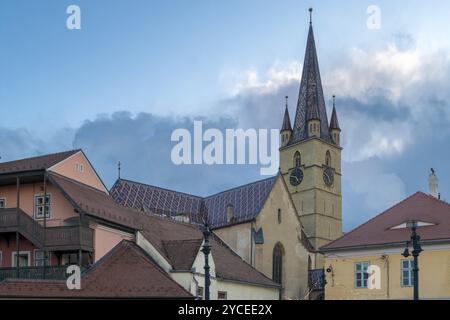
0;150;135;276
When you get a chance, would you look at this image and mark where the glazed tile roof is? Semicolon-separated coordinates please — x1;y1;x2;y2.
281;104;292;132
110;176;278;228
0;150;80;175
321;192;450;251
329;105;341;131
46;172;278;288
0;240;193;299
291;24;333;145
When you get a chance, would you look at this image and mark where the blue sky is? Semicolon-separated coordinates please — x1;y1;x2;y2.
1;1;450;231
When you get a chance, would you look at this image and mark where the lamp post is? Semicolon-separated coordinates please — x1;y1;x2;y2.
402;220;423;300
201;220;211;300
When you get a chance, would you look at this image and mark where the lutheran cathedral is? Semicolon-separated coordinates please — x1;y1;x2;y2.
279;10;342;251
111;9;342;299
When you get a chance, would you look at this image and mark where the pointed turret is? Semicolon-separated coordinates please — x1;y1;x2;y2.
291;8;331;144
330;95;341;145
280;96;292;147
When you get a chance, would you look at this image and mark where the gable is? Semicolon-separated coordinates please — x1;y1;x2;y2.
48;151;108;193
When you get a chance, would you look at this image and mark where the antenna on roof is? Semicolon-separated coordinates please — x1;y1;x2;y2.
118;161;121;180
309;8;313;25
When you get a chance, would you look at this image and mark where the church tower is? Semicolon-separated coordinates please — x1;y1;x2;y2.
280;9;342;251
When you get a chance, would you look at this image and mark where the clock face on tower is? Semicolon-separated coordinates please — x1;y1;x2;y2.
290;167;304;186
323;167;334;186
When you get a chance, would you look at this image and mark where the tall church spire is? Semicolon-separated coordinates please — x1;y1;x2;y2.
291;9;331;144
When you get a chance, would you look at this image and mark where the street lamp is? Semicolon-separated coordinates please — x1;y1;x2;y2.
401;220;423;300
201;220;211;300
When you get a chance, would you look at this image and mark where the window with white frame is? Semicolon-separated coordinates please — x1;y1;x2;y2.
0;198;5;209
355;262;369;288
401;259;414;287
34;195;51;219
12;251;30;267
34;250;51;267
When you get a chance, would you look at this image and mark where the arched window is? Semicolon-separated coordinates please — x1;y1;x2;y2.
272;243;284;285
294;152;301;168
325;151;331;167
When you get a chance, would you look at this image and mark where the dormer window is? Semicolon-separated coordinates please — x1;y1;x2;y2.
390;221;435;230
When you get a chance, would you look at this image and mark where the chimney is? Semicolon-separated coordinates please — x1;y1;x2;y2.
429;168;439;198
226;204;234;223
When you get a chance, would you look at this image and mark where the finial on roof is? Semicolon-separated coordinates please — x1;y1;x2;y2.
118;161;121;179
309;8;313;25
333;95;336;108
281;96;293;132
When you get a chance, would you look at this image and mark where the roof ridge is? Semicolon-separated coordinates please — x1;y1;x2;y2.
130;240;193;296
162;239;202;244
0;149;81;165
205;175;277;199
322;191;423;250
115;178;202;199
417;191;450;208
49;171;109;195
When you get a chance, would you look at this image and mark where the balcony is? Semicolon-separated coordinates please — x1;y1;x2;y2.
308;268;325;291
0;266;68;281
0;208;94;252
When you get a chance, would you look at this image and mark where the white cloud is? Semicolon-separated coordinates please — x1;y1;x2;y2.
221;61;301;96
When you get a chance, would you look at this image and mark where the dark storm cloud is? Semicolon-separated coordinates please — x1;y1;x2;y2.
72;112;265;196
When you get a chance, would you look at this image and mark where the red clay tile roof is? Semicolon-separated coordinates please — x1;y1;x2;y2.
48;172;140;229
137;214;279;288
0;240;193;299
321;192;450;251
0;150;80;175
162;239;203;270
47;172;276;288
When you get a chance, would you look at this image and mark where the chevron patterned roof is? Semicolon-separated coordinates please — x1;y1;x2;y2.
110;176;278;228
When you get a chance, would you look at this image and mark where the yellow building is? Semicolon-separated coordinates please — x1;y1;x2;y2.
321;189;450;300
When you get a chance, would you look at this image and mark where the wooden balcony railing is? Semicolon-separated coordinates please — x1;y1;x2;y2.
0;266;68;281
0;208;93;251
